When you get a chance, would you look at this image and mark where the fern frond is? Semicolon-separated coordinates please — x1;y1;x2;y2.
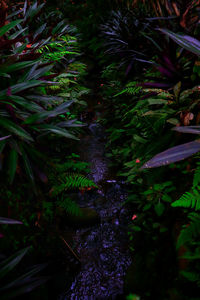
56;196;82;216
65;174;96;189
51;173;96;196
114;81;141;97
48;85;61;91
180;270;200;283
172;190;200;211
177;213;200;248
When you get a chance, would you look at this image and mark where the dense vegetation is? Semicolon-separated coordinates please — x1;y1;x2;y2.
1;0;200;299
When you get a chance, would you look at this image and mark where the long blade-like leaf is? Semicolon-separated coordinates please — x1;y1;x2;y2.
172;126;200;135
141;140;200;169
159;29;200;56
0;61;36;73
0;135;11;141
0;217;22;225
38;125;78;140
0;247;29;279
0;118;33;142
24;101;74;124
0;263;47;290
0;20;22;37
0;277;48;300
0;80;44;97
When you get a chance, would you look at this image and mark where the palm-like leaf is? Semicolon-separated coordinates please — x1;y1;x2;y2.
0;1;82;185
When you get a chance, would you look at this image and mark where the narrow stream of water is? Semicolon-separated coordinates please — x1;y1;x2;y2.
59;102;133;299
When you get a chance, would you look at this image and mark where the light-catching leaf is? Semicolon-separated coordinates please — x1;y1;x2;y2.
159;29;200;57
141;140;200;169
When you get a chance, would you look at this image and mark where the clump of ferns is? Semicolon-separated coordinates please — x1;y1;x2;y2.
50;173;97;216
114;81;142;97
51;173;97;195
48;159;97;216
171;162;200;284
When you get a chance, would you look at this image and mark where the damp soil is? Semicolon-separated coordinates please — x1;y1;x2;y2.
59;120;133;300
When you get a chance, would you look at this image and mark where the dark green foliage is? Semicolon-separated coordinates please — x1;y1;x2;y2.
56;196;83;217
51;173;97;196
0;0;85;186
0;247;47;300
48;154;96;217
177;212;200;249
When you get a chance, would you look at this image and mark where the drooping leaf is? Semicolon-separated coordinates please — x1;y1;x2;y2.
172;126;200;135
0;263;47;291
9;96;44;113
0;277;48;300
0;247;30;280
38;125;78;140
0;61;36;74
24;64;53;81
24;2;45;21
159;29;200;56
0;217;22;225
52;20;65;35
0;20;22;37
0;118;33;142
141;140;200;169
0;81;44;97
9;27;28;39
0;135;11;141
24;101;74;124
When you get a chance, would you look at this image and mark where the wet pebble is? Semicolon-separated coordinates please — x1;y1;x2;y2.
61;122;132;300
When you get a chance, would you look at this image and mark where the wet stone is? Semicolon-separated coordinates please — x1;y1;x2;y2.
60;121;132;300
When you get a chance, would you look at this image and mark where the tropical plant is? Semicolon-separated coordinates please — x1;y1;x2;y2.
141;32;200;169
0;217;47;299
0;1;84;186
0;247;47;300
132;0;200;33
48;155;96;216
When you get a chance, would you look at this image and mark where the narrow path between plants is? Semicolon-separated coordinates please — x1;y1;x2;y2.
60;81;133;299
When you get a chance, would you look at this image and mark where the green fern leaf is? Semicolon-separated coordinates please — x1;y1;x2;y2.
177;213;200;248
51;173;96;196
180;270;200;282
172;190;200;211
56;196;82;216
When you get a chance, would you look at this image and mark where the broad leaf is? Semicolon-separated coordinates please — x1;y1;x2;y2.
24;64;53;81
9;96;44;113
0;217;22;225
0;263;47;291
0;247;29;279
172;126;200;135
141;140;200;169
24;101;74;124
0;81;44;97
159;29;200;56
0;20;22;37
0;61;36;73
0;118;33;142
0;135;11;141
38;125;78;140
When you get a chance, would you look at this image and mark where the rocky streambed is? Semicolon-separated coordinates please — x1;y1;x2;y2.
60;121;133;300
